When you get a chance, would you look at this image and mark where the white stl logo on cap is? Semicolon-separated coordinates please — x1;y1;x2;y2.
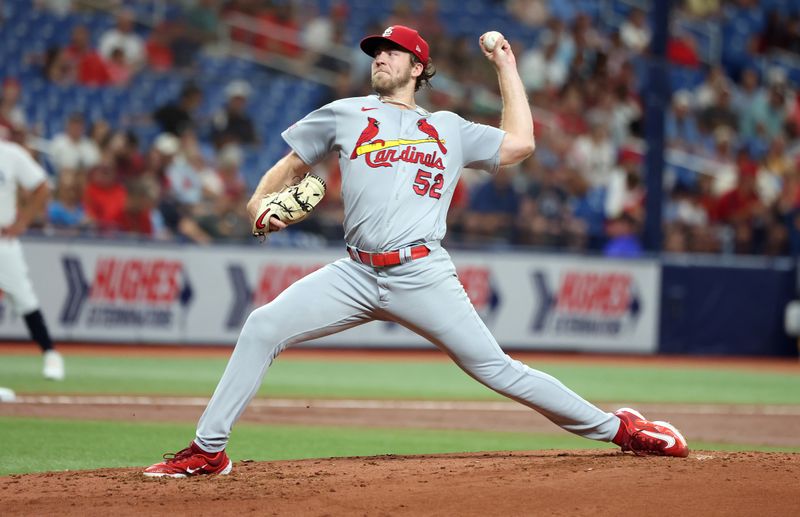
382;27;393;37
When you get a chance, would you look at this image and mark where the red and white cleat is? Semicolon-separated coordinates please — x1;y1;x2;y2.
613;407;689;458
143;442;233;478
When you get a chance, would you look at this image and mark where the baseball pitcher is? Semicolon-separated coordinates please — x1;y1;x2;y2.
145;25;688;478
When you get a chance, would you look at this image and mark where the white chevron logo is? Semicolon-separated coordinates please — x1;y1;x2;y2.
640;430;676;449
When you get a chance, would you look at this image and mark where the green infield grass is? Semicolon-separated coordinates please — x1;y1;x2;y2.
0;354;798;404
2;417;798;476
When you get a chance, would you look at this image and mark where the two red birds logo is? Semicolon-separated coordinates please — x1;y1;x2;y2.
350;117;447;159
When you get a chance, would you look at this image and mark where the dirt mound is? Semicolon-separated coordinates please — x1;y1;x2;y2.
3;450;798;516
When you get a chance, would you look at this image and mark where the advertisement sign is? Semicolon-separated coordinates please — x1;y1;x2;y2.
0;239;659;352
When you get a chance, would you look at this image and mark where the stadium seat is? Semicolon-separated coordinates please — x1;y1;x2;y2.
670;67;706;92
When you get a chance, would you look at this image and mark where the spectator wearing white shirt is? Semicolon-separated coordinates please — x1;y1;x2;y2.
705;126;739;195
693;65;733;110
519;36;567;94
540;17;575;70
620;8;651;53
99;9;145;70
568;115;617;189
49;113;100;174
301;7;334;54
201;143;245;202
166;131;214;208
605;151;645;220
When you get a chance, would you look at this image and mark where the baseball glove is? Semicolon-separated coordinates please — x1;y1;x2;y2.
252;173;327;236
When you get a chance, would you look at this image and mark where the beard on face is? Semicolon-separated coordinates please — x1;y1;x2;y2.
371;64;413;95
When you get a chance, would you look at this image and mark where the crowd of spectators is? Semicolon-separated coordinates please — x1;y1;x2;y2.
3;0;800;257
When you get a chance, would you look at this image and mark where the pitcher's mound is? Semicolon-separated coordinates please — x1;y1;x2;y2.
3;450;799;516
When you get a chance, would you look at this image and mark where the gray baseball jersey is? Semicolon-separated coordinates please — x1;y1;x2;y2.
194;96;618;455
282;95;504;251
0;140;47;314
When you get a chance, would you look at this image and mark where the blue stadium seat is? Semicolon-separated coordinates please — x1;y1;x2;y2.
548;0;578;23
132;122;162;151
670;67;706;92
2;0;21;20
438;0;458;15
574;0;601;20
720;19;759;76
731;5;765;33
761;0;798;15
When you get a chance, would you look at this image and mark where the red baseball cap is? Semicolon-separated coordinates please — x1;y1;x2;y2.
360;25;430;64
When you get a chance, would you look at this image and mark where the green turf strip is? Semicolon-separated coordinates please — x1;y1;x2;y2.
1;417;797;476
1;354;798;404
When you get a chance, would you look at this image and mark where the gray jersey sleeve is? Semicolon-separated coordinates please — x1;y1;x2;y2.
460;119;505;174
281;104;338;166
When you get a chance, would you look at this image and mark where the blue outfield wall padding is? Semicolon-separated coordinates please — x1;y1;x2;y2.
659;261;797;356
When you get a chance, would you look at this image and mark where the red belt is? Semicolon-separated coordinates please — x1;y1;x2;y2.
347;244;430;267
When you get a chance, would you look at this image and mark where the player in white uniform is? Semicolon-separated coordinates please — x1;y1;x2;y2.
145;26;688;478
0;140;64;380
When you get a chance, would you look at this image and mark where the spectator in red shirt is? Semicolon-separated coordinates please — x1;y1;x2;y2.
105;47;133;86
790;91;800;134
64;25;111;86
668;31;701;68
694;173;719;224
716;163;764;253
114;132;146;184
555;84;589;137
717;164;761;224
83;157;127;231
224;0;259;47
146;22;175;72
255;3;301;57
115;178;158;236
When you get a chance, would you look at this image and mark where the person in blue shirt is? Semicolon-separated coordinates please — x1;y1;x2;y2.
665;90;701;152
603;211;643;258
464;170;520;243
47;172;92;232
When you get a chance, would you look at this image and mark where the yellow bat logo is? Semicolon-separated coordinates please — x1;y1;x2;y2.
355;137;446;157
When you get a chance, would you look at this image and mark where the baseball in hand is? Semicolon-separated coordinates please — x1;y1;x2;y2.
481;31;503;52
